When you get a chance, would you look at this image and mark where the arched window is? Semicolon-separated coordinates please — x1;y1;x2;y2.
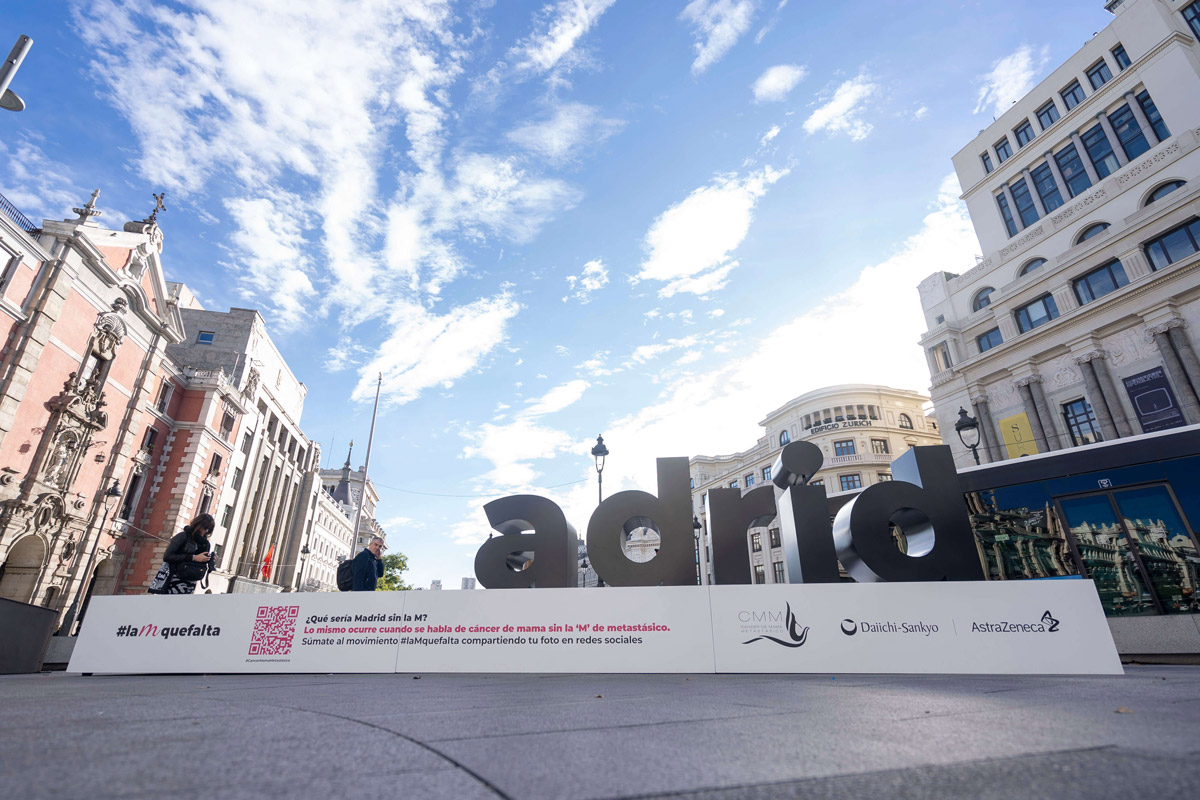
1019;257;1047;276
779;430;791;446
1076;222;1110;244
971;287;995;311
898;414;914;429
1145;180;1185;205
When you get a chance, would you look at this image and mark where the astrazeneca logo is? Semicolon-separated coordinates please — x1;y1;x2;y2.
971;609;1061;634
739;602;809;648
839;618;939;636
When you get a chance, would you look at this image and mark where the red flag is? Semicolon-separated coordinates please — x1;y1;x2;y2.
262;544;275;580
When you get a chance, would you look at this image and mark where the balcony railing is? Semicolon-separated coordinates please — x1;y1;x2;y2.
0;190;38;234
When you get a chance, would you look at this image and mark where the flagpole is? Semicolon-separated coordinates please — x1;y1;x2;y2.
348;374;382;561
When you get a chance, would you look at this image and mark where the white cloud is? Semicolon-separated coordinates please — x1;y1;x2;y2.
759;125;781;146
708;308;726;319
913;105;929;121
680;0;758;76
223;195;318;329
476;0;617;94
525;379;591;416
803;73;878;141
974;45;1050;118
754;0;789;44
564;258;609;303
0;138;89;224
752;64;807;103
637;167;786;297
350;294;521;405
507;103;624;166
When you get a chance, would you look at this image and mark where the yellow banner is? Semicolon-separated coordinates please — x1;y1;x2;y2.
999;412;1040;458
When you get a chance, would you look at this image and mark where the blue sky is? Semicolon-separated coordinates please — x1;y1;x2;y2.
1;0;1118;588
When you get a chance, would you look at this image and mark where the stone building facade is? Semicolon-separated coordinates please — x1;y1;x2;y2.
918;0;1200;468
689;385;942;584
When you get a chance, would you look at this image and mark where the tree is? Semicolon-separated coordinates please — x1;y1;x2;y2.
376;552;411;591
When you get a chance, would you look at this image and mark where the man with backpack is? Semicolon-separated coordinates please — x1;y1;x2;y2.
346;536;385;591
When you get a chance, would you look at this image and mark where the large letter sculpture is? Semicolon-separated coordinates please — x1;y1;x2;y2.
474;495;578;588
771;441;841;583
832;445;984;582
586;457;694;586
705;485;776;584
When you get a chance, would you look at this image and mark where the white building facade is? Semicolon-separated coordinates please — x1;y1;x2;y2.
919;0;1200;468
689;385;943;584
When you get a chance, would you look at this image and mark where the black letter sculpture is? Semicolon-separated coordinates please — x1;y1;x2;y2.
586;457;694;586
831;445;984;582
706;485;776;584
474;495;578;589
771;441;841;583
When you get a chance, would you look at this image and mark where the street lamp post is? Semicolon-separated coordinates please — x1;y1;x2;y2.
0;35;33;113
693;515;703;586
59;479;122;636
955;407;982;465
591;434;609;505
298;544;310;591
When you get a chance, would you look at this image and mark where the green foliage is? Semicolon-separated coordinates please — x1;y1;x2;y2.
376;552;411;591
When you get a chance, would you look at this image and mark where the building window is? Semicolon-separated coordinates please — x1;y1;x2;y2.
1019;257;1047;276
1010;178;1039;227
1184;2;1200;39
994;138;1013;163
1081;124;1120;179
996;192;1018;237
118;472;143;521
779;430;790;446
1036;101;1060;130
871;438;890;455
977;327;1004;352
751;533;762;552
754;565;766;584
729;480;739;488
1060;80;1085;110
745;473;755;487
762;466;772;482
232;466;244;490
898;414;914;430
1145;180;1185;206
769;528;781;548
929;343;953;373
141;427;157;454
1055;143;1092;198
1014;120;1035;148
199;488;213;515
1076;222;1110;244
1030;163;1063;212
241;432;253;455
154;381;172;413
689;477;695;489
1145;218;1200;271
772;561;785;583
196;331;215;345
811;479;824;486
1063;399;1103;446
839;474;863;491
1086;59;1112;90
221;504;234;529
877;472;893;482
1136;91;1170;141
981;152;993;173
1015;294;1060;333
220;411;235;441
1109;104;1150;160
1073;260;1129;305
1112;44;1131;70
834;440;856;457
209;453;222;476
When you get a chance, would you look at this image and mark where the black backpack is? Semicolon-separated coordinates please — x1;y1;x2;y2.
336;558;354;592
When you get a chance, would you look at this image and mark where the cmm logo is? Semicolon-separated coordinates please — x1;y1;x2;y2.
740;602;809;648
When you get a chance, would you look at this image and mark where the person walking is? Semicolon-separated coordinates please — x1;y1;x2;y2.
147;513;214;595
351;536;385;591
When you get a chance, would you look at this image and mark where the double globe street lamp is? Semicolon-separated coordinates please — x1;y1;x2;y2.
591;434;609;504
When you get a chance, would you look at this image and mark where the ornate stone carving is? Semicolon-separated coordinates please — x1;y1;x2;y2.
999;224;1045;260
242;367;261;400
1145;318;1186;340
1052;361;1079;388
1115;141;1182;187
1071;349;1106;365
1051;187;1107;226
1013;375;1043;388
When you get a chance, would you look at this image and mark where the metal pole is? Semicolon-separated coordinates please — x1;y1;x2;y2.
0;36;33;112
347;374;382;560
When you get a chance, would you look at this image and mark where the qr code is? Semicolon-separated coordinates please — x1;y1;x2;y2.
248;605;299;656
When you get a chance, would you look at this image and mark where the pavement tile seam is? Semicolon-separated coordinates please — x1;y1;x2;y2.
613;744;1123;800
252;700;516;800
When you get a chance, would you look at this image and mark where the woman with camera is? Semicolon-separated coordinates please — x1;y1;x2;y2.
147;513;215;595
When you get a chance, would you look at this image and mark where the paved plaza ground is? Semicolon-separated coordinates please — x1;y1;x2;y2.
2;667;1199;799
